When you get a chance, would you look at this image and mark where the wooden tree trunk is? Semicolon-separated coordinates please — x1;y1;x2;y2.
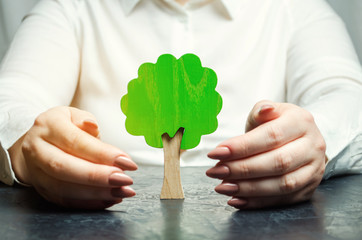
160;128;185;199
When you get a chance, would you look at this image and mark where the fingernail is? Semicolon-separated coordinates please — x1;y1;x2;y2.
206;164;230;179
114;156;138;171
111;186;136;198
215;183;239;195
207;147;231;160
109;172;133;186
122;186;136;197
258;104;274;114
83;119;98;128
228;197;247;208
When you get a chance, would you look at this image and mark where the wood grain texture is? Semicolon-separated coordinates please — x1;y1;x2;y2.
160;128;184;199
121;54;222;199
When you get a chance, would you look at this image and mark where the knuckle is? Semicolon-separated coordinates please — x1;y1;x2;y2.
94;147;110;161
316;138;327;153
274;150;292;174
33;114;47;127
21;136;33;156
22;135;40;159
234;136;249;157
236;162;251;178
266;124;284;147
242;182;257;195
87;167;104;185
302;110;315;124
65;130;83;150
45;158;64;174
246;183;258;195
280;175;297;194
34;107;67;127
33;118;42;127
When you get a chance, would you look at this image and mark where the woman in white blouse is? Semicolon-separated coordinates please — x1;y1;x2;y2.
1;0;362;209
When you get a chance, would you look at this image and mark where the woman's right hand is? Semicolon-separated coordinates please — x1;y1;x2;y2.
8;106;138;209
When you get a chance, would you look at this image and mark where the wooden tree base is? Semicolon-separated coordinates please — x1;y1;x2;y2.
160;128;185;199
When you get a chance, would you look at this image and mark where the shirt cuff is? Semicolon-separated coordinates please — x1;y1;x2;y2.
323;133;362;179
0;141;30;186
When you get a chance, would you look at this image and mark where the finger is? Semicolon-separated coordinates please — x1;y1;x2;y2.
33;173;127;209
37;110;137;171
208;115;305;161
227;181;319;209
207;137;314;180
32;168;136;200
24;138;134;187
214;164;318;198
57;199;123;209
39;189;124;210
245;100;281;132
69;107;100;138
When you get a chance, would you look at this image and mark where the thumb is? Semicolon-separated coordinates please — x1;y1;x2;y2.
68;107;100;138
245;100;281;132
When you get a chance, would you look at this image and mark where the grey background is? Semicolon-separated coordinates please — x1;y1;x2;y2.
0;0;361;63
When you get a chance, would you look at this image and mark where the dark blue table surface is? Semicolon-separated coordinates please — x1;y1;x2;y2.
0;166;361;240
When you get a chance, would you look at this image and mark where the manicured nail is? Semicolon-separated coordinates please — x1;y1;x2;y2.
82;119;98;128
207;147;231;160
206;165;230;179
109;172;133;186
114;156;138;171
111;186;136;198
258;104;274;114
122;186;136;197
228;197;247;208
215;183;239;195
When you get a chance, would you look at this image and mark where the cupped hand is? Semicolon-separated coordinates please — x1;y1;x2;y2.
206;100;326;209
9;106;138;209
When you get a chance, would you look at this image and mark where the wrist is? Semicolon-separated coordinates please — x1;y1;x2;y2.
8;135;32;185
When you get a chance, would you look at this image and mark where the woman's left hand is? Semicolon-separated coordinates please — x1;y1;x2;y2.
206;100;327;209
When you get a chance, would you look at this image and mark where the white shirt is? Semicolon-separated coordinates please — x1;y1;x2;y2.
0;0;362;185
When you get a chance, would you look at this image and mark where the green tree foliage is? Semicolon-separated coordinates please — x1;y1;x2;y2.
121;53;222;149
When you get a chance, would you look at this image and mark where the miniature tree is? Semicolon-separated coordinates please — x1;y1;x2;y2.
121;53;222;199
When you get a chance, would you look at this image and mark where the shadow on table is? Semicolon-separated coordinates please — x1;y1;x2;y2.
6;186;132;240
222;201;325;240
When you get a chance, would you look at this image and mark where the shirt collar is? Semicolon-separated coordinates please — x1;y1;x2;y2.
119;0;140;15
119;0;244;19
219;0;244;19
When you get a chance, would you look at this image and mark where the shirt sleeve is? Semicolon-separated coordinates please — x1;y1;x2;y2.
0;0;81;185
285;0;362;179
